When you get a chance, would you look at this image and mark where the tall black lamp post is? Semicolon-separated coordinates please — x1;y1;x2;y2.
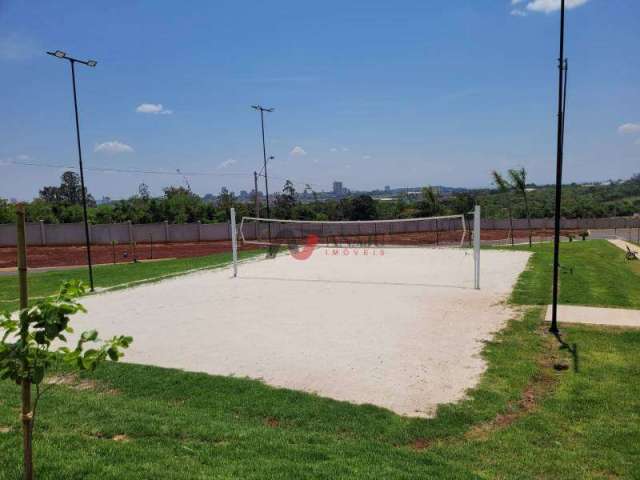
550;0;568;334
251;105;274;217
251;105;274;244
47;50;97;291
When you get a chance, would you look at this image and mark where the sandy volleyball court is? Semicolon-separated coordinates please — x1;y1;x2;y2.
74;247;530;417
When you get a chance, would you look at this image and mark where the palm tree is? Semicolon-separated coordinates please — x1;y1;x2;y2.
509;167;533;247
491;170;515;246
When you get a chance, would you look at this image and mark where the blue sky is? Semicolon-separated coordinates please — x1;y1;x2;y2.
0;0;638;200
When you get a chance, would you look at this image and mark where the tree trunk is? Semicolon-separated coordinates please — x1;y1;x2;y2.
507;204;514;246
523;192;532;247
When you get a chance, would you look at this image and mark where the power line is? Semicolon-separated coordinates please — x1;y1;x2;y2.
3;160;250;177
3;160;330;191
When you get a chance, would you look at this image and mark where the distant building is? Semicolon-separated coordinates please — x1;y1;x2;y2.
333;181;344;196
384;185;390;192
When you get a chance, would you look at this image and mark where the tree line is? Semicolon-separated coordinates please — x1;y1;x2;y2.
1;170;639;224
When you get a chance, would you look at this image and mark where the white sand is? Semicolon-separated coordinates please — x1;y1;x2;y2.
74;247;530;417
545;304;640;328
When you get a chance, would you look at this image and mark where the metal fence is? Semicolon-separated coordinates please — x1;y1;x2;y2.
0;216;638;247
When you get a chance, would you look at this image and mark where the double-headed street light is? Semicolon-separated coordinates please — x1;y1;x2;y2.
252;105;274;245
47;50;97;291
251;105;274;220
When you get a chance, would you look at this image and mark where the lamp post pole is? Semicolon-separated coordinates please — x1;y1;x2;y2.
550;0;566;334
252;105;274;244
253;171;260;219
47;50;97;291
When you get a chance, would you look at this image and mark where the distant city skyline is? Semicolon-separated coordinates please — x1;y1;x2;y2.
1;0;639;201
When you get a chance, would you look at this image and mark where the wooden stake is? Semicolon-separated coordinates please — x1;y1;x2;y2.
16;205;33;480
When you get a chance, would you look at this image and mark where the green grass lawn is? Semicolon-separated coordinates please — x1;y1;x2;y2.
1;241;639;478
509;239;640;309
0;250;262;312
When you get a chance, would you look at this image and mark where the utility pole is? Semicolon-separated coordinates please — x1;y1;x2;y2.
550;0;567;335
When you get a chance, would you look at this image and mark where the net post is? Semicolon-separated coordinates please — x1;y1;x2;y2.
474;205;481;290
230;208;238;278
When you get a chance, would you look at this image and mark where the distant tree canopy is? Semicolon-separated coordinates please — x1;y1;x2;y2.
1;173;639;224
480;173;640;220
39;171;96;207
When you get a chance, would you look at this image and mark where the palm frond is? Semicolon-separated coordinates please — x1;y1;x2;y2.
491;171;512;193
508;168;527;192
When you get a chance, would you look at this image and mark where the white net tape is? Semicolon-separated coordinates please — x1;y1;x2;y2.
239;214;468;249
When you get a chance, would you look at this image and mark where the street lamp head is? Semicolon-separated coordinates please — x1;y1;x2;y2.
86;60;97;67
251;105;274;113
269;156;275;160
47;50;67;59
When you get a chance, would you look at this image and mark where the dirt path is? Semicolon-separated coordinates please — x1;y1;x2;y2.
545;304;640;328
607;238;640;255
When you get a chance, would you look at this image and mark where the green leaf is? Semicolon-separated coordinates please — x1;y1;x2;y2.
35;331;46;345
32;366;45;385
81;330;99;342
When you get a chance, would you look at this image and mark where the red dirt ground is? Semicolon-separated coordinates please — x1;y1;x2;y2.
0;228;580;269
0;241;258;269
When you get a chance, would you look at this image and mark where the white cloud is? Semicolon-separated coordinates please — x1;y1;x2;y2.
136;103;173;115
512;0;524;3
290;146;307;157
0;33;39;60
329;147;338;153
362;155;372;160
94;141;134;154
618;123;640;135
342;147;350;152
526;0;590;14
511;9;527;16
218;158;237;169
16;154;30;160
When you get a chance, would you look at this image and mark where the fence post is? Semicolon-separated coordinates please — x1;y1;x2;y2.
128;220;133;244
164;220;169;243
39;219;46;246
198;220;202;242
